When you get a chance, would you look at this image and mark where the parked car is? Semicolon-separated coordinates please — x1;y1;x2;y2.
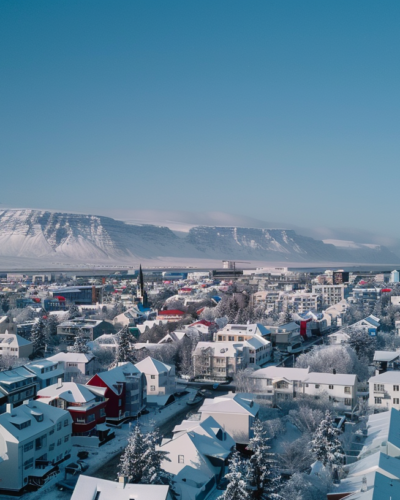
65;460;89;475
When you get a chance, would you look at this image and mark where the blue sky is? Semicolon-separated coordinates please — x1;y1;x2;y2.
1;1;400;242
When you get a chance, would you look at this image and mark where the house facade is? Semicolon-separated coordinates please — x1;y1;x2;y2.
87;362;147;423
47;352;96;380
134;357;176;398
0;332;33;358
0;367;38;413
0;400;72;493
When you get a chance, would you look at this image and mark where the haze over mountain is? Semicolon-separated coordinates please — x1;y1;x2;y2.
0;209;398;269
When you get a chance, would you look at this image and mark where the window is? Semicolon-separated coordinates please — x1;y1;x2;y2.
344;387;351;394
57;439;62;446
87;414;95;423
118;399;122;406
64;435;69;442
329;385;334;390
394;398;400;405
375;397;382;404
151;375;155;379
57;422;62;431
150;386;156;391
49;443;55;451
315;385;320;389
100;408;106;417
24;441;33;452
178;455;184;463
249;358;255;363
344;398;352;406
374;384;385;392
394;386;399;392
64;419;69;427
24;458;33;470
50;429;54;435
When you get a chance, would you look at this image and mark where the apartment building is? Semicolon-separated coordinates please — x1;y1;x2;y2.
0;367;38;413
369;371;400;411
312;284;345;306
134;357;176;403
0;332;33;358
0;400;72;493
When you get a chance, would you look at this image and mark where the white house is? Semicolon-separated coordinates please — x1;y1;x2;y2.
71;475;171;500
24;358;65;390
0;400;72;493
0;332;33;358
311;285;345;306
198;393;259;445
351;315;381;334
369;371;400;411
158;416;234;497
134;357;176;405
47;352;96;381
327;329;350;345
247;366;310;405
216;323;271;341
193;337;271;382
303;372;357;410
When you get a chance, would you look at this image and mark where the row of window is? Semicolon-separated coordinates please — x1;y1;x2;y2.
375;397;400;405
374;384;399;392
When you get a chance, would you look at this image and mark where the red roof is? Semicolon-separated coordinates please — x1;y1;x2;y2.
180;288;192;292
158;309;185;316
191;319;212;327
382;288;392;293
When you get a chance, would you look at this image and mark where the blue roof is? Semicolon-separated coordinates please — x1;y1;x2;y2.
388;408;400;450
211;296;221;302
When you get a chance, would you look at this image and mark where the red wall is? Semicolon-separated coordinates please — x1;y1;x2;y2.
87;374;126;420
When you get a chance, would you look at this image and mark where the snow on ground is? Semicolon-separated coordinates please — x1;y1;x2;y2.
6;389;198;500
269;421;302;454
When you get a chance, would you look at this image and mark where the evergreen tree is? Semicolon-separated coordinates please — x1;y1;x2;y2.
141;429;170;484
246;419;279;499
311;410;343;472
31;318;47;355
119;425;146;483
346;328;376;361
114;326;136;365
217;451;248;500
45;315;59;337
228;297;240;323
71;328;89;354
68;304;80;319
284;310;292;324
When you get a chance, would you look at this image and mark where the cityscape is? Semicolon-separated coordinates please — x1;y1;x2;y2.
2;2;400;500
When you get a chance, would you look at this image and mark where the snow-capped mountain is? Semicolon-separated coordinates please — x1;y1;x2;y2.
0;209;398;265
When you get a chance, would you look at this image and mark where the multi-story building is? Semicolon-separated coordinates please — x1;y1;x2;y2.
0;332;33;358
56;318;114;345
351;287;381;306
193;337;271;382
37;381;111;444
0;400;72;493
247;367;357;409
87;362;147;424
284;292;322;313
216;323;271;342
134;357;176;403
50;285;103;305
24;359;65;390
47;352;96;380
312;285;345;306
0;367;38;413
369;371;400;411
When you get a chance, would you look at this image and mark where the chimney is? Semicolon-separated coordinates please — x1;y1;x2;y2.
6;403;13;413
57;378;63;389
333;369;336;374
118;476;127;489
361;476;367;492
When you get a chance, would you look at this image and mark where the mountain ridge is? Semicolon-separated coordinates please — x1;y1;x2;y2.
0;209;398;265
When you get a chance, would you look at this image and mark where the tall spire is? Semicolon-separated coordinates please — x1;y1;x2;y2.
137;264;145;303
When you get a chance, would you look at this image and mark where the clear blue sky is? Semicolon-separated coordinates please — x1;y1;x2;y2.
1;1;399;237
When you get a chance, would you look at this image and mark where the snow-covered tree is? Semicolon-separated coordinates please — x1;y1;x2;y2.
246;419;279;499
114;326;136;365
68;304;80;319
217;451;248;500
119;425;146;483
288;406;324;434
141;429;170;484
346;328;376;361
311;410;343;472
31;318;46;355
71;328;89;354
45;314;59;337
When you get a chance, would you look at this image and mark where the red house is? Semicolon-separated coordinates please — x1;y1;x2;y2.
36;380;112;444
156;309;185;322
87;362;147;424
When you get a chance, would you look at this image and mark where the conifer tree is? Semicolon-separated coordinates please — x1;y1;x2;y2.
217;451;248;500
118;425;146;483
31;318;47;355
71;328;89;354
141;429;170;484
246;419;279;499
68;304;80;319
114;326;136;365
311;410;343;472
